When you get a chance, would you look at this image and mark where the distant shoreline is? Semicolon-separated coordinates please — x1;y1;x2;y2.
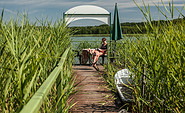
72;34;146;37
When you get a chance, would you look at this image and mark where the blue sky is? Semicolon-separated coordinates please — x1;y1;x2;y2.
0;0;184;26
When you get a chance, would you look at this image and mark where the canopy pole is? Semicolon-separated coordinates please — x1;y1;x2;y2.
110;13;111;40
63;12;65;23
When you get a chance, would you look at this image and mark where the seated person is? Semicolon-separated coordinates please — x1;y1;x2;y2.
88;38;107;69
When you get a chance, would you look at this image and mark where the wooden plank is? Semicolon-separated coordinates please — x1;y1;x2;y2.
69;65;119;112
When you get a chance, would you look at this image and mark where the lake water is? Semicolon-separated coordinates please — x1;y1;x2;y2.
71;36;110;51
71;36;110;41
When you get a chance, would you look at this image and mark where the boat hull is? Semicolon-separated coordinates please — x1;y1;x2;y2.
114;69;133;102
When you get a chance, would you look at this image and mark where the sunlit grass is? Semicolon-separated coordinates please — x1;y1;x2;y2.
0;12;75;112
105;0;185;112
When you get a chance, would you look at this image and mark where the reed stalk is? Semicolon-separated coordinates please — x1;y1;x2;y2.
0;12;75;112
105;0;185;112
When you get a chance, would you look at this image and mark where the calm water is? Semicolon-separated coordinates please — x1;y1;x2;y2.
70;37;110;41
70;37;110;50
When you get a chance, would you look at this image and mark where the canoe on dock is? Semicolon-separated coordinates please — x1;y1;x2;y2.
114;69;133;102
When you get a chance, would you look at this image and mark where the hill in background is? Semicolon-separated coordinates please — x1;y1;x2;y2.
69;18;185;35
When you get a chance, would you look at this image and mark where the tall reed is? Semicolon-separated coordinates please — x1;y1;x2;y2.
106;0;185;112
0;12;75;112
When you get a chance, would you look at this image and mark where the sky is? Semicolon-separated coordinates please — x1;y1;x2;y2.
0;0;184;26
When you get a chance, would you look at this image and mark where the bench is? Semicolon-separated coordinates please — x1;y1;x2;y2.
73;49;107;65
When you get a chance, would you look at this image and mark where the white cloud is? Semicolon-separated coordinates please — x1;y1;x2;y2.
0;0;50;5
0;0;184;23
1;0;184;8
0;8;16;14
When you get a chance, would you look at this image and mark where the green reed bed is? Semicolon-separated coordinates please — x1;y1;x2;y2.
72;34;146;37
0;12;75;112
105;1;185;112
72;40;102;52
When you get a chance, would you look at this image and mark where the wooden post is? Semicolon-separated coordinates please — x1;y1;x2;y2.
102;55;104;64
107;42;110;72
79;51;81;65
141;64;145;112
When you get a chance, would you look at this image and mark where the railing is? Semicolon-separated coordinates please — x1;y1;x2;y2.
20;47;71;113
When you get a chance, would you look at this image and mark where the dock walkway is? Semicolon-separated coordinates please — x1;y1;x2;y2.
69;65;120;113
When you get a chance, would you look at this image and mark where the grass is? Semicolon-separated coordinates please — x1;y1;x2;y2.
0;12;75;112
72;33;146;37
104;0;185;112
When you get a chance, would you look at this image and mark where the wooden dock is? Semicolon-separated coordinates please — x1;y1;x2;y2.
69;65;120;113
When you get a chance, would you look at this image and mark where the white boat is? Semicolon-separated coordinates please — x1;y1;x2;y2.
114;69;133;102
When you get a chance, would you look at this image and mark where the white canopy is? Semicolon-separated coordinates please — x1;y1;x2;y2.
64;5;111;25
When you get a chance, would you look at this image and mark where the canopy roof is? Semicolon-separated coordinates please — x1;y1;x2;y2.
64;5;111;25
65;5;110;14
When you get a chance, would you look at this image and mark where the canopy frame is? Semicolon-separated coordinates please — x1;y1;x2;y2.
63;5;111;38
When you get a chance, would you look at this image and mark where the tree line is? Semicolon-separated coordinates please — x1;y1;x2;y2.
69;18;185;34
